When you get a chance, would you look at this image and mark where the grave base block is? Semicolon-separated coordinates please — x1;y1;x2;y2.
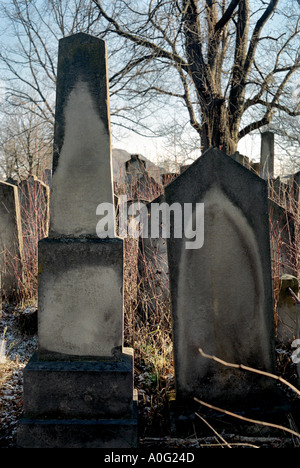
17;414;138;449
17;351;138;448
168;389;291;439
18;419;137;449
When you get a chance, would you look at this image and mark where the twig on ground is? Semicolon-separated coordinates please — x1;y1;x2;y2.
198;347;300;397
194;398;300;440
195;412;232;448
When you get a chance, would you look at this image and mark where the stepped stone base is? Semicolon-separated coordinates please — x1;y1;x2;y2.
17;415;138;449
17;350;138;448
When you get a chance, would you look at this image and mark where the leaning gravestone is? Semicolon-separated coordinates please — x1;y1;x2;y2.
17;33;137;448
0;181;24;299
137;194;170;320
18;176;50;241
165;148;281;424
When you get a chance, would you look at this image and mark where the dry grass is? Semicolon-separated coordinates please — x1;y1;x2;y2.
0;169;300;447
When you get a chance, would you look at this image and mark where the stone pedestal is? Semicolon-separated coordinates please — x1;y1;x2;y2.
37;237;124;360
18;238;137;448
17;351;137;448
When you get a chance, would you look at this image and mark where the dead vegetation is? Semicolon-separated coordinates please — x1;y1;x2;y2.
0;172;300;448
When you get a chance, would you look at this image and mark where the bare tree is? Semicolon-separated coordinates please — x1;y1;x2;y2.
0;100;53;181
0;0;100;176
92;0;300;154
0;0;299;166
0;0;99;119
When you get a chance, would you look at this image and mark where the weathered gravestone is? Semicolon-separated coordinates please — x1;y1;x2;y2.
165;147;282;426
277;274;299;345
268;199;295;278
18;176;50;241
260;131;274;180
125;154;162;201
0;181;24;299
137;194;170;321
17;33;137;448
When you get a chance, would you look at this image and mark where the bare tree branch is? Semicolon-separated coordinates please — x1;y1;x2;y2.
92;0;189;71
215;0;241;31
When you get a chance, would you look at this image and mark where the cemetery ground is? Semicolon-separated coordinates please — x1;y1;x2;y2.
1;165;300;448
1;295;300;449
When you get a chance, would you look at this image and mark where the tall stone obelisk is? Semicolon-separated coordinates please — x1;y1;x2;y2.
17;33;137;448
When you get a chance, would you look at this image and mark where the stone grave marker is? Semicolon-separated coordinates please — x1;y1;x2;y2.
17;33;137;448
277;274;299;345
165;147;280;422
18;176;50;240
0;181;24;299
260;131;274;180
137;194;170;320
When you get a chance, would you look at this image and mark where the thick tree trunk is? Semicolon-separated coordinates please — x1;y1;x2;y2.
200;99;237;155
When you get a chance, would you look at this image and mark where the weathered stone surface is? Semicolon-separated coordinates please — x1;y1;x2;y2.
277;274;299;344
17;414;138;448
22;350;135;419
137;194;170;319
49;33;114;238
260;131;274;180
0;181;24;298
38;237;123;360
165;147;276;406
269;199;296;277
18;176;50;240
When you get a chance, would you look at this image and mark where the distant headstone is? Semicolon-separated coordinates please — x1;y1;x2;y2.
268;199;296;277
18;176;50;240
43;168;52;187
277;274;298;345
165;147;278;415
125;154;147;186
260;131;274;180
0;181;24;299
229;150;250;168
161;173;178;186
137;194;170;320
125;154;162;201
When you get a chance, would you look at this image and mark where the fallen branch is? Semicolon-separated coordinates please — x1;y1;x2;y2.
287;287;300;304
195;412;232;448
195;348;300;441
198;348;300;397
139;435;291;448
194;398;300;440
